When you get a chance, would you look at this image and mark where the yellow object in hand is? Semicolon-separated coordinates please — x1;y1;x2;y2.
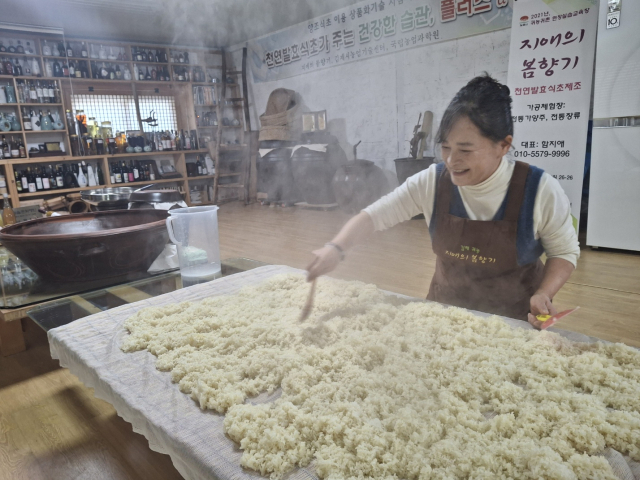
536;314;552;322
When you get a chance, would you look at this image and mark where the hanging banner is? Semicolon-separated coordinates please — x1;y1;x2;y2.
506;0;597;229
248;0;512;83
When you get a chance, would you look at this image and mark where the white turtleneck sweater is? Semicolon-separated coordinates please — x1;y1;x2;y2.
363;157;580;266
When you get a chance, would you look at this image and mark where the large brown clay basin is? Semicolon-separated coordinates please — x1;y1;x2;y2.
0;210;169;282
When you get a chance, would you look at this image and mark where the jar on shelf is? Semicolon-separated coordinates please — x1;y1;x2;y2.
70;134;81;156
87;117;98;138
100;121;113;140
82;133;96;156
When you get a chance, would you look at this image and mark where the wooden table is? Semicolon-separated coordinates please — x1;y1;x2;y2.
0;257;265;356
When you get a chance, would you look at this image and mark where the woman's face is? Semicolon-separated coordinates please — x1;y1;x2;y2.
439;116;512;186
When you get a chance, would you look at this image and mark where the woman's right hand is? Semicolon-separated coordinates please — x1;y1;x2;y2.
306;245;341;281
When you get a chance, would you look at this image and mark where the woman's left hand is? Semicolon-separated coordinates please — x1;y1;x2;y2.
527;292;558;329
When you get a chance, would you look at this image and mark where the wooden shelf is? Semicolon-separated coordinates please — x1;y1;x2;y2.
19;103;64;106
0;52;41;58
18;185;98;197
226;71;242;75
42;55;95;61
0;131;24;134
218;173;241;177
20;154;103;163
191;82;221;86
187;175;216;181
220;145;248;150
24;129;67;134
218;183;243;188
132;61;169;67
113;177;184;187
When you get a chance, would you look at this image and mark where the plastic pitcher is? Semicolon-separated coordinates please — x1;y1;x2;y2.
166;206;221;287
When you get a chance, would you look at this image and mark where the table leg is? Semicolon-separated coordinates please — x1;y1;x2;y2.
0;317;26;356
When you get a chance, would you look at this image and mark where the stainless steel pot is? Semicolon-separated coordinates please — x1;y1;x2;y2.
82;187;136;211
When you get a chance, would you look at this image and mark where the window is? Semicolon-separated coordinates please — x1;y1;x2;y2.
71;94;177;133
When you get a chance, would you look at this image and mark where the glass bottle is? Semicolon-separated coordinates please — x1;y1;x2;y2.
98;44;107;60
57;41;66;57
81;42;88;58
44;59;53;77
2;194;16;226
123;66;131;81
30;109;41;131
42;40;52;56
22;107;32;130
53;60;62;77
7;41;16;54
0;42;5;53
62;61;69;77
66;42;74;57
40;110;53;130
4;82;16;103
16;40;25;54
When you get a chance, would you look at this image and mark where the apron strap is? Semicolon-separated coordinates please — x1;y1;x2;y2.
436;165;453;216
503;161;531;222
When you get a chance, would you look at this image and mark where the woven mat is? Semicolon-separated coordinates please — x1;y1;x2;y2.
48;265;639;480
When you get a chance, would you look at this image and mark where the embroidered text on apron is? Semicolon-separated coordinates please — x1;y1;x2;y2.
427;161;545;320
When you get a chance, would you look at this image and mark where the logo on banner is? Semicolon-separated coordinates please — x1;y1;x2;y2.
520;15;530;26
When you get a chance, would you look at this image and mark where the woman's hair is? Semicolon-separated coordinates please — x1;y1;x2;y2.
435;73;513;144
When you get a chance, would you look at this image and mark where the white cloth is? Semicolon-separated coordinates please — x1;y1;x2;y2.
47;265;637;480
364;157;580;266
290;144;328;156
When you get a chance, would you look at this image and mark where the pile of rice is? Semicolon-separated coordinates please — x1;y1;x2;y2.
121;274;640;480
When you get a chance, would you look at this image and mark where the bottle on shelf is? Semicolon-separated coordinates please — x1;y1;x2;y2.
145;67;151;81
123;66;132;81
66;42;74;57
2;194;16;226
98;44;107;60
7;41;16;54
68;60;75;77
132;161;140;181
15;171;23;193
112;163;122;183
22;108;32;131
9;136;19;158
97;163;105;185
121;161;129;183
1;135;10;159
31;57;41;76
81;42;88;58
13;59;23;76
49;165;57;189
26;167;36;192
16;40;25;54
35;167;44;190
42;167;51;190
56;166;64;188
77;162;88;187
62;61;69;77
42;40;52;56
127;161;135;182
196;156;203;175
3;57;14;76
52;59;62;77
87;163;97;187
18;138;26;158
57;41;65;57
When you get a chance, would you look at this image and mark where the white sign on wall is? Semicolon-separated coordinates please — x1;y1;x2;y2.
248;0;513;83
506;0;597;228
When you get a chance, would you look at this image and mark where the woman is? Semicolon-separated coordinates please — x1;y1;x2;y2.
307;74;579;328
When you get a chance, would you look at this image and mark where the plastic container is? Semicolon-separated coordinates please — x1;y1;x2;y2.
166;206;221;287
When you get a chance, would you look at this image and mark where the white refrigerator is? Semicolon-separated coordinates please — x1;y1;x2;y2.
586;0;640;251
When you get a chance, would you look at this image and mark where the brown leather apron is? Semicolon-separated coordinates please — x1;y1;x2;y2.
427;161;544;320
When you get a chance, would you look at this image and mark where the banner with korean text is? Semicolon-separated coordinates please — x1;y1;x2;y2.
506;0;597;229
248;0;512;83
